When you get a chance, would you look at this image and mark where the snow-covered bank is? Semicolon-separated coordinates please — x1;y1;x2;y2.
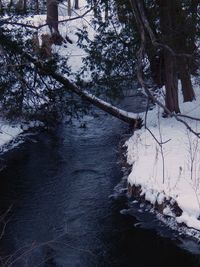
125;79;200;232
0;120;44;155
0;122;23;154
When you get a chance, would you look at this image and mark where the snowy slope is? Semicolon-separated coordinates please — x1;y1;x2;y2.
126;79;200;231
0;123;23;152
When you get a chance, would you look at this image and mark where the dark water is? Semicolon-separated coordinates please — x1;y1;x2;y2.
0;96;200;266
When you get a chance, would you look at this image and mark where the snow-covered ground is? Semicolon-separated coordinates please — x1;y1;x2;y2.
125;79;200;232
0;122;23;153
22;0;93;74
0;120;44;154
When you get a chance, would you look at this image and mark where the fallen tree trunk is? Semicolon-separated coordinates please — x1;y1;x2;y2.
0;30;139;126
41;71;138;125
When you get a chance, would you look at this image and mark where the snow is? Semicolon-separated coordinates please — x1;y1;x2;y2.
0;122;23;151
58;2;94;74
0;119;45;153
84;91;138;119
19;0;94;75
125;79;200;231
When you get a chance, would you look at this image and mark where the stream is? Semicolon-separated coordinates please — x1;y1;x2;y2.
0;94;200;266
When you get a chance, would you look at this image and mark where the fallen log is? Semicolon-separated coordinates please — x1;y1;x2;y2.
0;30;140;127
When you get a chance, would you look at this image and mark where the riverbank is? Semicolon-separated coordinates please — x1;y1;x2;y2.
0;122;23;155
0;120;45;156
1;109;200;266
125;78;200;235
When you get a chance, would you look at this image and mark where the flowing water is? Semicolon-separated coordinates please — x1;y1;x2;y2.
0;95;200;266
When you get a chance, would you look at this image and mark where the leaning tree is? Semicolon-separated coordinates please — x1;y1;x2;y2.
0;0;199;130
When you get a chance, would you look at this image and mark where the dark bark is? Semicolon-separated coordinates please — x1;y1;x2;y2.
23;0;26;12
92;0;98;18
157;0;195;105
178;57;195;102
46;0;59;33
35;0;39;14
68;0;71;16
132;0;197;109
104;1;108;21
130;0;181;112
46;0;69;45
159;1;180;112
148;50;164;87
74;0;79;10
0;0;3;12
164;50;180;113
15;0;26;13
172;0;196;102
188;0;198;56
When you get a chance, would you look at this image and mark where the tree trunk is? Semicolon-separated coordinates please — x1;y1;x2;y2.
158;0;180;113
74;0;79;10
8;0;13;11
164;51;180;113
0;0;3;12
189;4;198;75
93;0;98;18
35;0;39;14
148;50;164;87
23;0;27;12
104;1;109;21
68;0;71;16
188;0;198;68
156;0;196;107
178;57;195;102
172;0;195;102
46;0;59;33
15;0;26;13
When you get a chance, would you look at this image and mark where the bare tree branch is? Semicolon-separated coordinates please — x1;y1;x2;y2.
0;8;92;30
